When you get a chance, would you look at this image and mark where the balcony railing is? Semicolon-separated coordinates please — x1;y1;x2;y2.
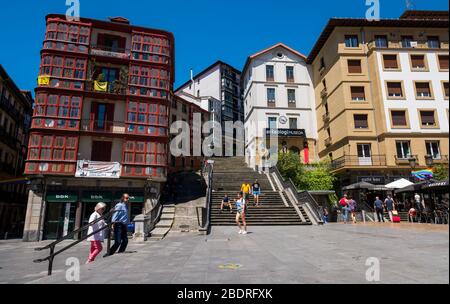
80;120;126;135
90;45;131;59
332;155;387;170
369;39;449;50
323;112;330;123
430;155;449;165
325;137;332;147
84;80;127;95
321;88;328;98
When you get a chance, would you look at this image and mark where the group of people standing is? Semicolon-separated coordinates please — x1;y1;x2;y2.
220;180;262;235
339;194;358;224
86;194;130;264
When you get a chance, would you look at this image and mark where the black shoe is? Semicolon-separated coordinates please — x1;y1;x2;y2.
103;253;110;258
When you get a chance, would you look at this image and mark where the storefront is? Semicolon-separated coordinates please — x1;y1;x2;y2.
44;192;78;240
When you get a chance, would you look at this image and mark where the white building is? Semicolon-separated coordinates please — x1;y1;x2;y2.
242;43;318;170
175;61;243;155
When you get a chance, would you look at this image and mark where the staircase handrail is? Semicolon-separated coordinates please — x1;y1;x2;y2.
199;160;214;234
34;209;117;276
270;166;324;224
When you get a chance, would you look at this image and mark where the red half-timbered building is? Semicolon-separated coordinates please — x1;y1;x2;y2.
23;15;175;241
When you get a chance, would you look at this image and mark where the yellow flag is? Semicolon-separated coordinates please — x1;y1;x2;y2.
38;76;50;86
94;81;108;92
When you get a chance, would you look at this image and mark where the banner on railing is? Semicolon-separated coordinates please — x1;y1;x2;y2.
38;75;50;86
94;81;108;92
75;160;121;179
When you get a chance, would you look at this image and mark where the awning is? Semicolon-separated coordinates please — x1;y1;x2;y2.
82;191;112;203
46;192;78;203
421;180;449;191
385;178;414;190
395;181;435;194
343;182;376;191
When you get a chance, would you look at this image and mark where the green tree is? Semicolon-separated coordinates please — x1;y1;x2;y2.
297;160;336;191
434;164;449;181
277;152;304;182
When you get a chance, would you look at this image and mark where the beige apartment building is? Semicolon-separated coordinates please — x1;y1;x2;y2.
308;10;449;187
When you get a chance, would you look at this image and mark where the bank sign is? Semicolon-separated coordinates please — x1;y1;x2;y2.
75;160;121;179
265;129;306;137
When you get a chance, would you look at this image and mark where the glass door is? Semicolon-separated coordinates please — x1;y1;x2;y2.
44;203;76;240
357;144;372;166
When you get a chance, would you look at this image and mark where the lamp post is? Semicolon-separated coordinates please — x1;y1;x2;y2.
408;156;417;183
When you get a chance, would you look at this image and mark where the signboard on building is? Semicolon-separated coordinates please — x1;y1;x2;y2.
265;129;306;137
358;176;386;185
75;160;122;179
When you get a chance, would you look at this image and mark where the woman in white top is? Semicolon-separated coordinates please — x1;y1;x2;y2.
86;202;107;264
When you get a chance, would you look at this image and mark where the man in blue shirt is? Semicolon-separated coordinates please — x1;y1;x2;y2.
374;197;385;223
108;193;130;256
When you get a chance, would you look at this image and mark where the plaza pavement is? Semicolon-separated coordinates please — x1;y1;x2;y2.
0;223;448;284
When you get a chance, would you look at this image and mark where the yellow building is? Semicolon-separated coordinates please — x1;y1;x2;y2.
308;10;449;187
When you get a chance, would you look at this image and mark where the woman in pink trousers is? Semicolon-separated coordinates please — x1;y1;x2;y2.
86;202;107;264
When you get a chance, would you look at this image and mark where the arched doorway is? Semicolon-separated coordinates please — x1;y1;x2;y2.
289;146;300;154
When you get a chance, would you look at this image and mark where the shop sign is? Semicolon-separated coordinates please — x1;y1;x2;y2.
46;193;78;203
265;129;306;137
358;176;385;185
82;192;113;203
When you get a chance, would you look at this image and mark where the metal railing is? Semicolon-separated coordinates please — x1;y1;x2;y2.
199;161;214;234
270;166;324;225
90;45;131;59
368;39;449;50
80;120;126;134
332;155;387;170
85;80;127;95
395;155;418;165
34;209;117;276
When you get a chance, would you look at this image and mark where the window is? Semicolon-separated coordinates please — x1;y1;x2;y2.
127;102;167;136
182;104;187;114
131;34;170;64
415;82;433;98
289;118;298;129
287;89;296;103
268;117;277;129
427;36;440;49
396;141;411;159
410;54;427;70
438;55;449;70
348;60;362;73
391;110;408;127
345;35;359;48
383;54;399;70
123;141;167;177
26;134;78;173
128;66;169;98
443;82;449;99
39;55;86;90
286;66;294;82
386;82;404;98
351;87;366;101
44;21;90;53
357;144;371;158
320;58;326;70
420;111;437;127
426;141;441;159
401;36;414;48
354;114;369;129
267;88;276;103
266;65;274;81
32;93;82;130
375;35;388;48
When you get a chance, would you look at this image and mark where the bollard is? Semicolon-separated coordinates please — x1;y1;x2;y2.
362;210;366;223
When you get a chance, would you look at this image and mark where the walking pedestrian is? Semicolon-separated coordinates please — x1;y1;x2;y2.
106;193;130;257
414;193;422;212
348;197;357;224
252;179;261;207
235;193;247;235
241;182;251;201
339;194;349;224
86;202;107;264
220;194;233;213
374;197;385;223
384;195;396;222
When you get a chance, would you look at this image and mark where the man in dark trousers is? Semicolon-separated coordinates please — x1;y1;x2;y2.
106;193;130;256
374;196;385;223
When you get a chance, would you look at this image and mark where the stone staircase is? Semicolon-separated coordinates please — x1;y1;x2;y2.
210;157;311;226
149;205;175;241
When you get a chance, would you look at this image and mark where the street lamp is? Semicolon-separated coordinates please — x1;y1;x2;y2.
425;154;434;168
408;156;417;183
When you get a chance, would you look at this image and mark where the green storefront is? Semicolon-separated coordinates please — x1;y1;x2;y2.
44;192;78;240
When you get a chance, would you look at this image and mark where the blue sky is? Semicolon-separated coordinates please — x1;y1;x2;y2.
1;0;448;93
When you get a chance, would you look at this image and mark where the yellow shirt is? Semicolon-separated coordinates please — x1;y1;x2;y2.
241;184;251;193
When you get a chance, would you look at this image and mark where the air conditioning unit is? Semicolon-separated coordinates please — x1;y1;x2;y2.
410;41;418;48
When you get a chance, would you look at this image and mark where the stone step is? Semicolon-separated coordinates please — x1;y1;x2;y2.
150;227;171;238
156;220;173;228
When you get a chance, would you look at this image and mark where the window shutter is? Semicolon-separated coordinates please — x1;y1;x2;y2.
439;55;449;69
411;55;425;68
416;83;430;95
351;87;365;99
421;111;435;125
388;82;402;96
383;55;398;69
348;60;362;73
391;111;407;126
